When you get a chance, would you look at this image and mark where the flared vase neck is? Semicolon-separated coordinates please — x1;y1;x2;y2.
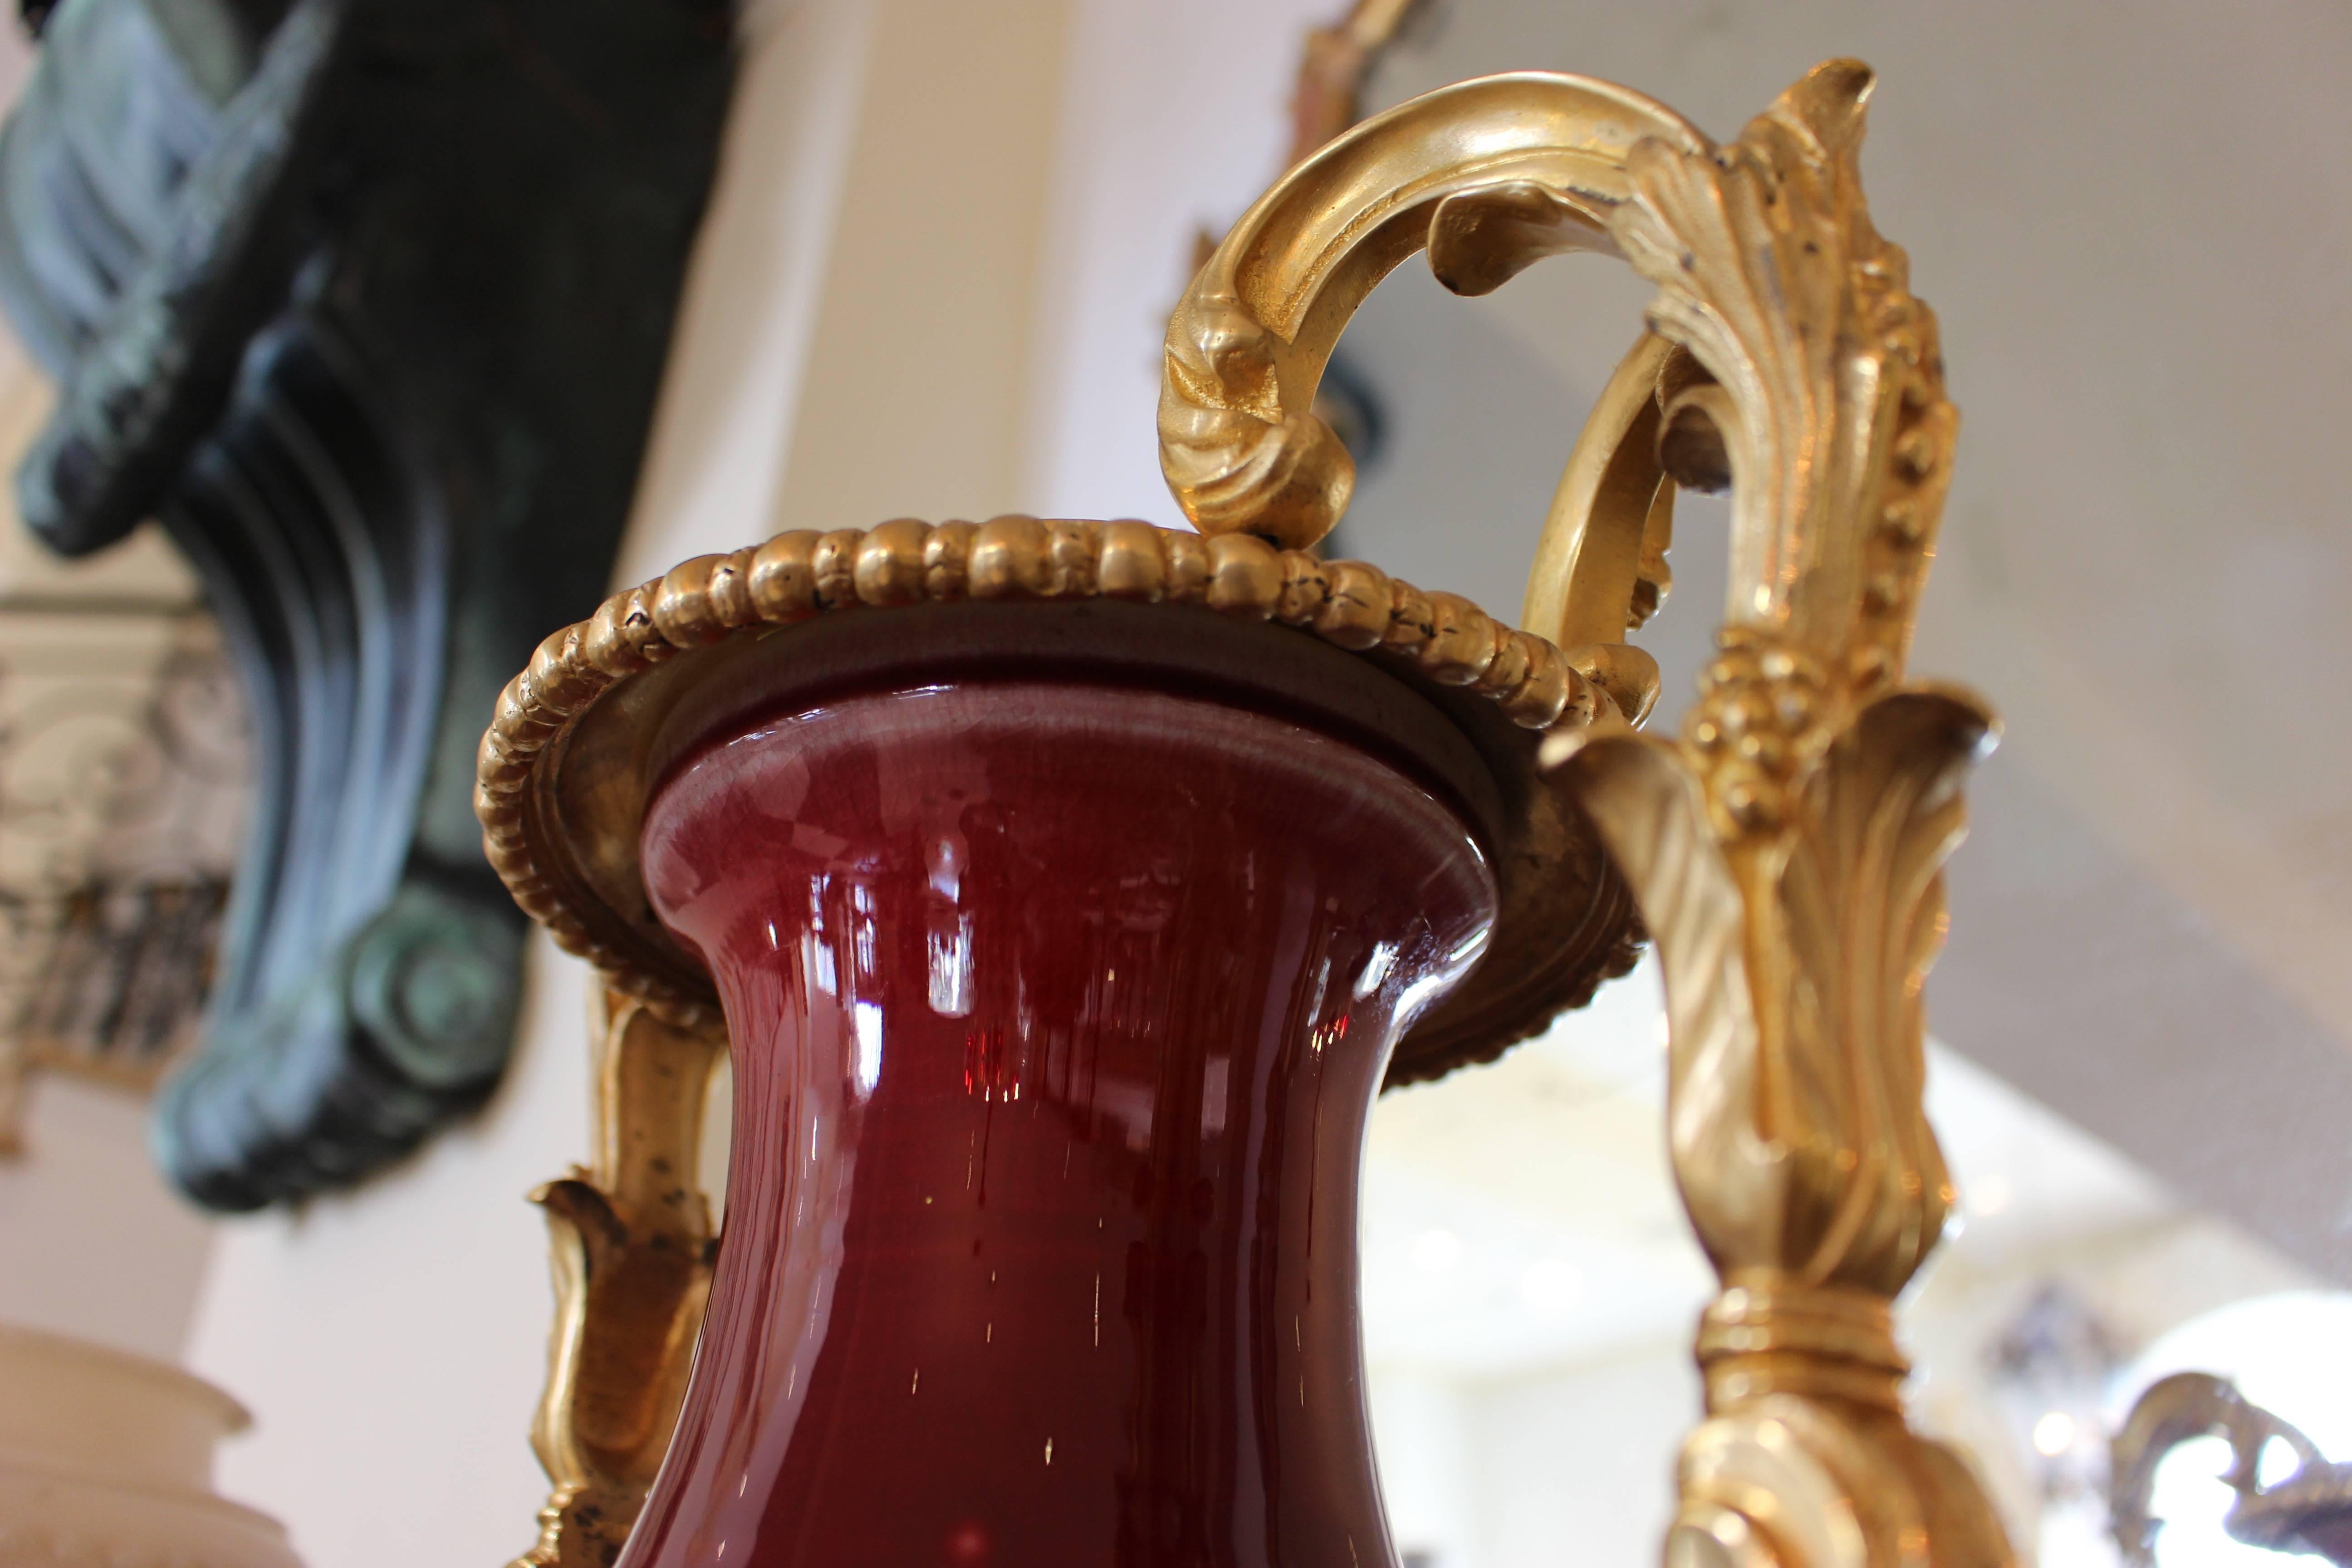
630;681;1497;1568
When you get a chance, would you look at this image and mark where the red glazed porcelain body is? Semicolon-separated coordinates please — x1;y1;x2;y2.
632;681;1497;1568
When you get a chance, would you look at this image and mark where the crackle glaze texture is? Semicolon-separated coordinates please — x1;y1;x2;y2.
629;683;1496;1567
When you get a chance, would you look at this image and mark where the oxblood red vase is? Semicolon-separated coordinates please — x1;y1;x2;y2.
624;679;1499;1567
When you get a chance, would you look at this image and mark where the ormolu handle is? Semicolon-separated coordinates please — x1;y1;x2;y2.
1158;71;1703;553
1158;72;1709;721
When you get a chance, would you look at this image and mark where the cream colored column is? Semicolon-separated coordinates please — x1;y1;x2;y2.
761;0;1077;537
612;0;880;583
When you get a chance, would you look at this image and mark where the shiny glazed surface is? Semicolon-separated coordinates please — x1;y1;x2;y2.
632;683;1498;1567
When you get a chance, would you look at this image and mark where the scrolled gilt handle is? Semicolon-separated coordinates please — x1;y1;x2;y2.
1172;55;2011;1568
1158;72;1706;553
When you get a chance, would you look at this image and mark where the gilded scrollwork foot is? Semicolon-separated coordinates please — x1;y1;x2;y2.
1668;1284;2013;1568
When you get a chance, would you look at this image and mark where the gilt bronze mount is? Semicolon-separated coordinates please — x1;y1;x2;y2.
2114;1373;2352;1568
478;57;2008;1568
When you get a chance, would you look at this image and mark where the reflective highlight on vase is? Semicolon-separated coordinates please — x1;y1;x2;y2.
634;683;1498;1566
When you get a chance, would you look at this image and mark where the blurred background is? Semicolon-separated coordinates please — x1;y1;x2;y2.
0;1;2346;1565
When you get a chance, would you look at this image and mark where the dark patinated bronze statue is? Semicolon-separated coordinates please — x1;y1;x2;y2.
0;0;737;1207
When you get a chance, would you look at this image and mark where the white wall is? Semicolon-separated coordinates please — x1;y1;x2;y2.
1369;1363;1480;1568
188;950;592;1559
0;1076;213;1362
1465;1346;1698;1568
1026;0;1338;524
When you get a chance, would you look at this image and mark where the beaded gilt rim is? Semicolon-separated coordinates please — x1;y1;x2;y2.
475;515;1630;1057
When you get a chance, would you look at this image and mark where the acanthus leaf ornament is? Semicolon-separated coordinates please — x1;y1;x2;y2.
1607;59;1956;705
1551;62;2012;1568
510;991;724;1568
